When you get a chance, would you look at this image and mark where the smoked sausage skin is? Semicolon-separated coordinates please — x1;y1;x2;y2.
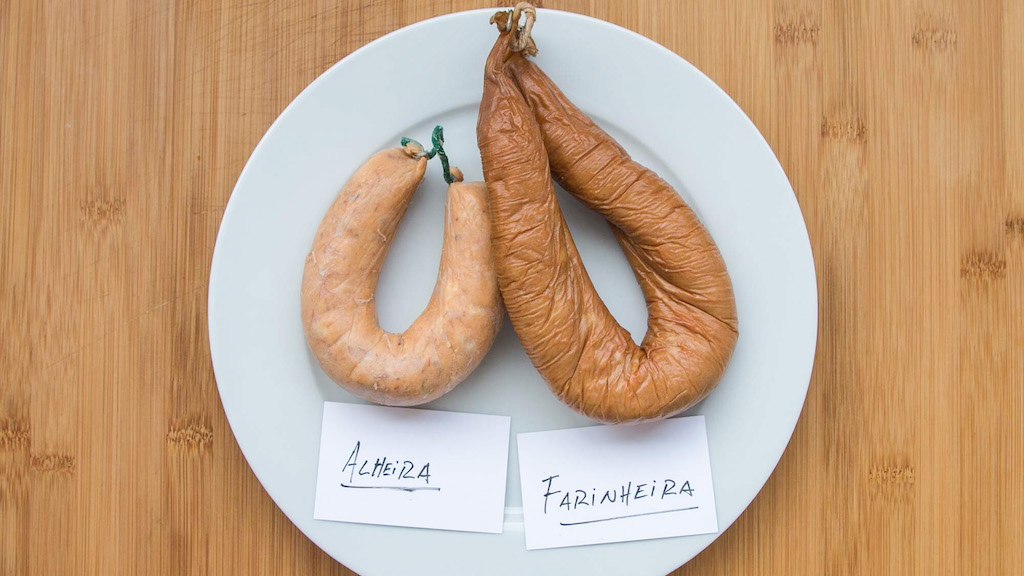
478;21;737;423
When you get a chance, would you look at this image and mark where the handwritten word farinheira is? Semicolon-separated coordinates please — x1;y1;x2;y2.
541;475;695;515
517;416;718;549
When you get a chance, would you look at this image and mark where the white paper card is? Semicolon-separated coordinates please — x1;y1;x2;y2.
313;402;511;534
517;416;718;550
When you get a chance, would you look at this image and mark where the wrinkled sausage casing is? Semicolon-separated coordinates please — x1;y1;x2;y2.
478;22;738;423
301;148;503;406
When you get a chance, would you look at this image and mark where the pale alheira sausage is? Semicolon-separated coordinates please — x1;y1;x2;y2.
477;9;738;423
301;139;503;406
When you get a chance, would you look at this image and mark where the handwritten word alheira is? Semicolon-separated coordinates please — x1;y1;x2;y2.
541;475;694;514
342;441;432;485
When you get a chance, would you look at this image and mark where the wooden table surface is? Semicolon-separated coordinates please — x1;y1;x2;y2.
2;0;1022;574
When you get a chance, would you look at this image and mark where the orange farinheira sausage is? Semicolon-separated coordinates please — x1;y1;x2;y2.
301;139;503;406
477;9;737;423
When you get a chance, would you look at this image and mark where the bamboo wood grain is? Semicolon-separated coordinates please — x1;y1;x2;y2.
1;1;1021;574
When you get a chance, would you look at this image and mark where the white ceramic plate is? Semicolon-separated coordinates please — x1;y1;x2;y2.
209;8;817;576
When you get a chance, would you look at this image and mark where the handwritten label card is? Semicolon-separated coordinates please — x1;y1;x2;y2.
517;416;718;550
313;402;511;534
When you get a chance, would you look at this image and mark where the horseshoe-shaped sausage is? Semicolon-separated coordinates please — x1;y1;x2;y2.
301;141;503;406
478;13;737;423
